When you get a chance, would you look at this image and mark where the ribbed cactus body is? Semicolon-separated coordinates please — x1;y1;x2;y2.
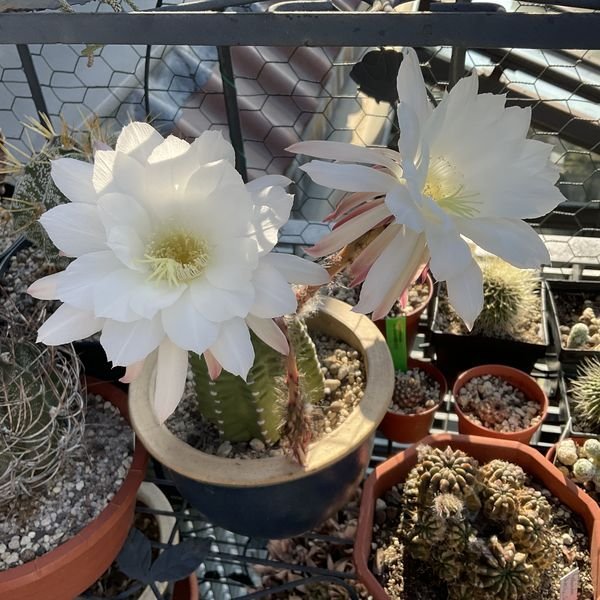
571;357;600;430
191;316;325;445
0;338;84;506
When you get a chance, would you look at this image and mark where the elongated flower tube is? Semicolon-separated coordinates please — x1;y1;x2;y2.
289;47;564;327
28;122;328;422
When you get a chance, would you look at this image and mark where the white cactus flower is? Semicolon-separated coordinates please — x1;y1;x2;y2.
28;122;328;422
289;47;564;327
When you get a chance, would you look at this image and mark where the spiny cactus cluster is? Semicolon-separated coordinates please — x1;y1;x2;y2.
397;446;556;600
565;304;600;350
0;327;85;506
1;115;114;263
390;368;440;415
571;357;600;432
555;438;600;493
191;315;325;452
471;257;539;338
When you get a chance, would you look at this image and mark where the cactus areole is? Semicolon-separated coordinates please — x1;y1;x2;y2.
128;298;394;538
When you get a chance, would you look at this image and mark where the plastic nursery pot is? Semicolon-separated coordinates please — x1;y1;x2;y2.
373;272;434;352
429;281;550;384
547;278;600;375
129;297;394;539
0;379;148;600
452;364;549;444
378;358;447;444
354;433;600;600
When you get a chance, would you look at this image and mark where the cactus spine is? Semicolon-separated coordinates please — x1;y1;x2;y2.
0;333;85;506
571;357;600;431
471;257;539;338
191;315;325;447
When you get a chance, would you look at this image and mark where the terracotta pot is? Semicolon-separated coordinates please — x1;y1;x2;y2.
129;297;394;539
452;364;549;443
374;272;434;352
378;358;447;444
354;433;600;600
172;575;199;600
0;379;148;600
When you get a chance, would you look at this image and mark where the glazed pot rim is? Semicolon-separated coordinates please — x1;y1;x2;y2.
128;297;394;488
0;379;147;587
452;364;549;440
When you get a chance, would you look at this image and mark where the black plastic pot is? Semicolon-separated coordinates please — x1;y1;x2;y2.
546;278;600;375
429;281;550;383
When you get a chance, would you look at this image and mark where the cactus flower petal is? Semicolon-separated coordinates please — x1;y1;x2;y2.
27;272;62;300
30;123;325;422
119;359;146;384
246;314;289;355
289;46;564;329
154;338;189;423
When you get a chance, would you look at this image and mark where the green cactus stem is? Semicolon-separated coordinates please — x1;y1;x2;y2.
567;323;590;349
191;315;325;452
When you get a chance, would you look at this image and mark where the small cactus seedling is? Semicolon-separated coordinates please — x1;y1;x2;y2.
471;257;539;339
571;357;600;432
0;329;85;506
567;322;589;349
191;315;325;449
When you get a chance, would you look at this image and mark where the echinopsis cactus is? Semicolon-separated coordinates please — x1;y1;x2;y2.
571;357;600;432
394;445;556;600
191;315;325;453
471;257;539;338
0;330;85;506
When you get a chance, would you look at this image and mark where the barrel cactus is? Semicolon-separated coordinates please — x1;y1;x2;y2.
0;331;85;506
567;322;590;349
191;315;325;448
571;357;600;431
471;257;539;338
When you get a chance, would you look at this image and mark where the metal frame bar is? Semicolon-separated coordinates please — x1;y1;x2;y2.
0;11;599;48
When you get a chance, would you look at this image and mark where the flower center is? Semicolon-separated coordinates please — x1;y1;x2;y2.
143;229;211;286
423;157;481;218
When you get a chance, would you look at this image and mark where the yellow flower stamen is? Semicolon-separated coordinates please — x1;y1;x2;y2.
424;157;481;218
143;229;211;286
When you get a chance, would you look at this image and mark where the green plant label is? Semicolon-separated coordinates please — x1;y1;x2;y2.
386;316;408;372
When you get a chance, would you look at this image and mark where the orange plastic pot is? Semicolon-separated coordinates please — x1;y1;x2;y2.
374;272;433;352
354;433;600;600
173;575;199;600
378;359;447;444
0;379;148;600
452;364;548;443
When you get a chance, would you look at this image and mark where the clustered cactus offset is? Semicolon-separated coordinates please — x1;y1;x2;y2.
570;357;600;432
0;325;85;506
391;446;557;600
555;438;600;494
471;257;539;339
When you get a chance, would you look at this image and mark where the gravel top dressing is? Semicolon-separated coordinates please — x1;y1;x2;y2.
0;395;133;571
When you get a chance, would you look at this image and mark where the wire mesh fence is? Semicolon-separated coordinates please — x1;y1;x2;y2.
0;1;598;597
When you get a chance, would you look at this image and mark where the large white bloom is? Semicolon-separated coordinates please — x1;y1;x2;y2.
28;122;328;421
289;47;564;327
